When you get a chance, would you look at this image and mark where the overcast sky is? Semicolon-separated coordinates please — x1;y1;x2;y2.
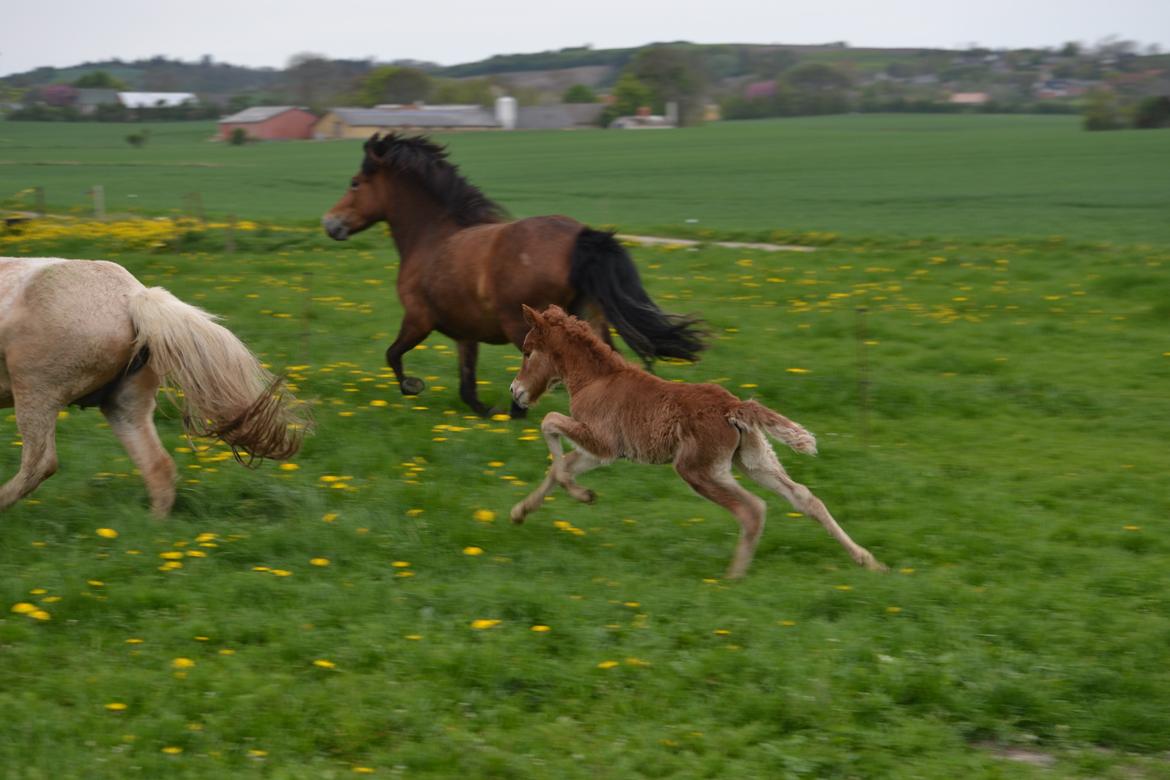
2;0;1168;77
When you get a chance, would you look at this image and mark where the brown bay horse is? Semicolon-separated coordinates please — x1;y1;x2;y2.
322;133;705;417
509;305;886;579
0;257;310;516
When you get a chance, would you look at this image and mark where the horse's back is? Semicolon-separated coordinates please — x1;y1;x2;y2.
0;257;143;405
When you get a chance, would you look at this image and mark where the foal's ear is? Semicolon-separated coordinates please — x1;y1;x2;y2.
521;304;542;328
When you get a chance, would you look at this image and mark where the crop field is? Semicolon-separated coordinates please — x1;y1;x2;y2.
1;117;1169;778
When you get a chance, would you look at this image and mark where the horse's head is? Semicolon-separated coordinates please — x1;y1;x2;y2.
322;134;392;241
510;305;566;409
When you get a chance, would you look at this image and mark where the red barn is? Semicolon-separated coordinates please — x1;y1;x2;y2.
218;106;317;141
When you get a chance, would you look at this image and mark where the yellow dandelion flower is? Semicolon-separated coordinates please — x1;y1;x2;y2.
278;463;299;471
886;606;903;614
596;660;620;669
530;625;551;633
352;768;375;775
248;749;268;758
462;546;484;556
96;528;119;539
105;702;128;712
29;610;51;621
313;659;336;669
786;367;810;374
172;657;195;669
10;602;36;614
470;619;501;630
161;746;183;755
271;569;293;577
391;560;411;568
473;509;496;523
159;551;184;560
126;637;144;644
713;629;731;636
405;634;423;641
310;557;330;567
370;399;388;407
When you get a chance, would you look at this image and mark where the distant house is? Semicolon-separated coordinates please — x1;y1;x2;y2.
516;103;605;130
75;88;119;115
314;106;499;139
117;91;197;108
609;105;677;130
218;106;318;140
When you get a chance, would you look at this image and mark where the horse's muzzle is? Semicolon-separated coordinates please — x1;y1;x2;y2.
322;214;350;241
509;380;529;410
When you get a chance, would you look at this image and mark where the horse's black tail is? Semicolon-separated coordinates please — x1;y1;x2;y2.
569;228;706;364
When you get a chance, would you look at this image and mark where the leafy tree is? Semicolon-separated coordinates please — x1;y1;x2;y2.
73;71;127;90
430;77;496;106
563;84;597;103
602;72;654;125
228;127;250;146
1082;89;1124;131
629;45;708;124
1133;96;1170;129
358;66;432;106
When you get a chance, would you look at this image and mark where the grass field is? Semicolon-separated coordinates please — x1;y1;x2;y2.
1;117;1169;778
2;114;1169;243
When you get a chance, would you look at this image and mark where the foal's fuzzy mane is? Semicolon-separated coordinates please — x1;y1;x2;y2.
362;133;508;226
541;308;626;372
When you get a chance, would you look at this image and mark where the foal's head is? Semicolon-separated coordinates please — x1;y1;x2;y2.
322;133;506;241
510;305;563;410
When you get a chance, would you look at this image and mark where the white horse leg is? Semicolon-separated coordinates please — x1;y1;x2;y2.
102;369;176;517
735;431;886;572
0;395;61;511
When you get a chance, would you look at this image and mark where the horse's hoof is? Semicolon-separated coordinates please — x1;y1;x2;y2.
509;401;528;420
510;505;526;524
400;377;426;396
569;488;595;504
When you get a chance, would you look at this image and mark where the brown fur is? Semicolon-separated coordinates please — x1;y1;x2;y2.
509;305;886;578
0;257;310;516
322;134;701;417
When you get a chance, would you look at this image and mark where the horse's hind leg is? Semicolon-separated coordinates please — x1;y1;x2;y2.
0;395;61;512
386;314;431;396
734;431;885;572
456;340;494;418
102;369;176;517
675;443;767;579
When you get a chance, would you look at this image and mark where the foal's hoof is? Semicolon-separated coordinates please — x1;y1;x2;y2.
568;487;595;504
510;505;527;524
400;377;426;396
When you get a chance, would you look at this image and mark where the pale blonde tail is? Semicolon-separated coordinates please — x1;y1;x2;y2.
728;400;817;455
129;287;310;461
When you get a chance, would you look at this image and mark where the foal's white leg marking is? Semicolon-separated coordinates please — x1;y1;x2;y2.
735;432;886;572
0;394;60;511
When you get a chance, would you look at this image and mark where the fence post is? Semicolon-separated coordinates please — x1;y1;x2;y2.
34;186;45;216
90;185;105;220
225;214;237;253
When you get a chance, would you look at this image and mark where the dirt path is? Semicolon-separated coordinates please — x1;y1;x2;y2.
617;234;816;253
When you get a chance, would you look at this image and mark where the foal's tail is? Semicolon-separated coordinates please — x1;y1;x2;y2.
728;400;818;455
128;287;311;461
569;228;706;365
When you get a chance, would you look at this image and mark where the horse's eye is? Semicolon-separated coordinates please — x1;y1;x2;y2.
350;178;359;190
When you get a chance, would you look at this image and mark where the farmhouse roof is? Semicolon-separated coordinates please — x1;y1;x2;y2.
219;106;309;124
516;103;605;130
118;91;197;108
329;107;499;128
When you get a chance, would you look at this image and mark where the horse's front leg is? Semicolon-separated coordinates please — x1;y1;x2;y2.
511;413;612;522
456;340;495;418
386;314;431;396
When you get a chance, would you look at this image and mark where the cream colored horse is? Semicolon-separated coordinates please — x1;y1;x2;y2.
0;257;310;516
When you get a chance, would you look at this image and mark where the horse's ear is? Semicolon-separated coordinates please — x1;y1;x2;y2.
521;304;542;327
364;133;386;160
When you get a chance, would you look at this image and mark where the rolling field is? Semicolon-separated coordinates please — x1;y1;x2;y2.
1;117;1169;778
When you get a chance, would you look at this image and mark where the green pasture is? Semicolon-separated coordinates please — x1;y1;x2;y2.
1;114;1168;243
1;118;1169;777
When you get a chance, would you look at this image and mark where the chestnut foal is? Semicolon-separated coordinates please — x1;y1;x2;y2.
509;305;885;578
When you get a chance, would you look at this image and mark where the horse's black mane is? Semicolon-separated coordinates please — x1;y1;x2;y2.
362;133;508;226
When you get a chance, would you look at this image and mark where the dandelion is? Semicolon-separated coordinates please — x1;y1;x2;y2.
391;561;411;568
886;606;903;614
313;659;336;669
248;749;268;758
10;602;36;614
105;702;128;712
713;629;731;636
834;584;853;591
596;660;620;669
462;546;484;556
96;528;119;539
352;768;375;775
473;509;496;523
278;463;299;471
405;634;423;641
172;658;195;670
470;619;501;630
29;610;51;621
786;367;810;374
322;513;339;523
310;557;330;567
162;746;183;755
530;625;551;633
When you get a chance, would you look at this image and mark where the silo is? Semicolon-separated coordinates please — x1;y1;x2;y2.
495;96;518;130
